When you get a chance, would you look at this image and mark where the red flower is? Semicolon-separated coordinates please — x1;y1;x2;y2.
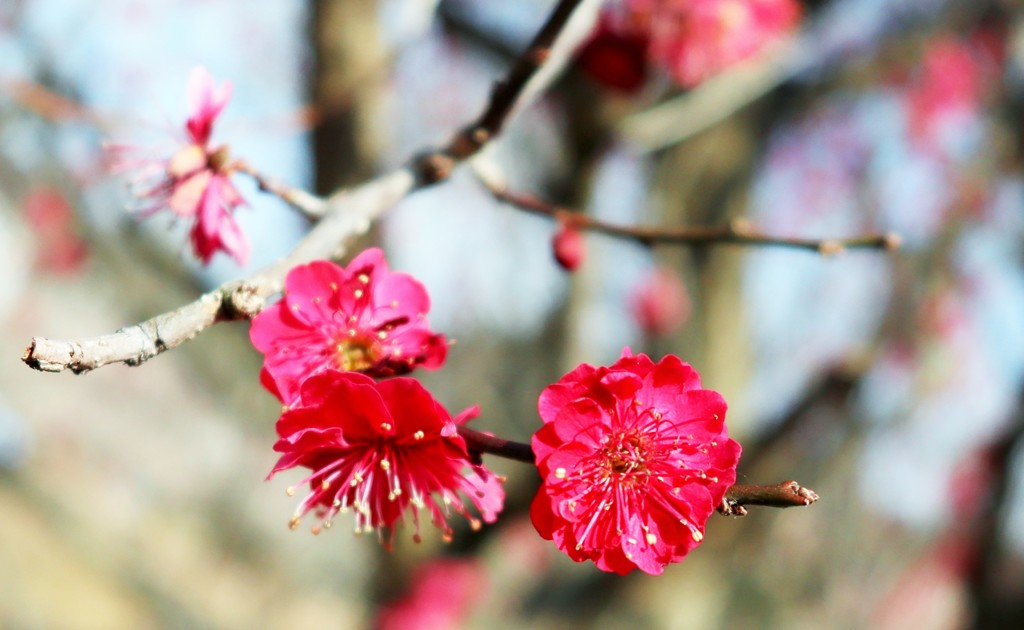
249;248;448;405
375;558;486;630
269;370;504;545
530;351;740;575
111;66;248;264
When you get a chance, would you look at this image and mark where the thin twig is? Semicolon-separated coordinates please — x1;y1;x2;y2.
458;426;535;464
719;481;820;516
482;178;901;254
23;0;592;374
441;0;588;162
234;162;328;219
24;171;416;373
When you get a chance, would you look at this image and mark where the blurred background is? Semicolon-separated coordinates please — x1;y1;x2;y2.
2;0;1024;628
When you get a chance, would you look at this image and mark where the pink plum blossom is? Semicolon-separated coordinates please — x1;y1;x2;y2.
249;248;448;405
531;350;741;575
112;66;248;264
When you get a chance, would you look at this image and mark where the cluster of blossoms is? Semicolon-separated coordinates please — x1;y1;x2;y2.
250;247;740;574
251;249;502;544
250;248;448;405
113;67;248;264
115;67;746;577
578;0;801;91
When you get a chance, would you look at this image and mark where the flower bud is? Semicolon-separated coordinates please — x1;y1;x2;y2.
552;225;585;271
630;267;690;336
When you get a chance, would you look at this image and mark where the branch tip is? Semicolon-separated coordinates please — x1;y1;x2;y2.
718;480;819;516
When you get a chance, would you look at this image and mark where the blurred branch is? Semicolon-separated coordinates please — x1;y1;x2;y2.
3;77;107;126
23;0;594;374
739;371;860;470
477;173;902;254
618;37;800;153
968;391;1024;628
235;162;328;219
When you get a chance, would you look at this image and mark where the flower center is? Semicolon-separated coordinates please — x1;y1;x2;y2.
336;338;379;371
208;144;232;172
603;433;648;477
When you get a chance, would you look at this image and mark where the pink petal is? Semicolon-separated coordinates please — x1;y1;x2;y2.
167;169;211;217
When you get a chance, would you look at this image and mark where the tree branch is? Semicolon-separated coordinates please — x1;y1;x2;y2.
23;0;592;374
458;426;535;464
234;161;328;219
718;481;820;516
481;178;901;254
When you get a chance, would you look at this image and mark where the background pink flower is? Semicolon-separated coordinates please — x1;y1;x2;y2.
269;370;504;545
375;558;487;630
630;266;691;337
531;350;740;575
249;248;448;405
595;0;801;88
112;66;248;264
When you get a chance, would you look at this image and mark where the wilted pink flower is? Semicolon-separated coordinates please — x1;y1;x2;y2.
376;558;486;630
112;66;248;264
630;266;691;336
552;224;585;271
250;248;448;405
597;0;800;88
269;370;505;545
531;350;740;575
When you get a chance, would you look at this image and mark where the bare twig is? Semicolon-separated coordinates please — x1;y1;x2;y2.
480;177;901;254
24;170;415;373
23;0;591;374
458;426;535;464
440;0;589;162
234;162;328;219
718;481;820;516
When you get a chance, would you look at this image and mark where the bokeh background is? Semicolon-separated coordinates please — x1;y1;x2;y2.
2;0;1024;628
